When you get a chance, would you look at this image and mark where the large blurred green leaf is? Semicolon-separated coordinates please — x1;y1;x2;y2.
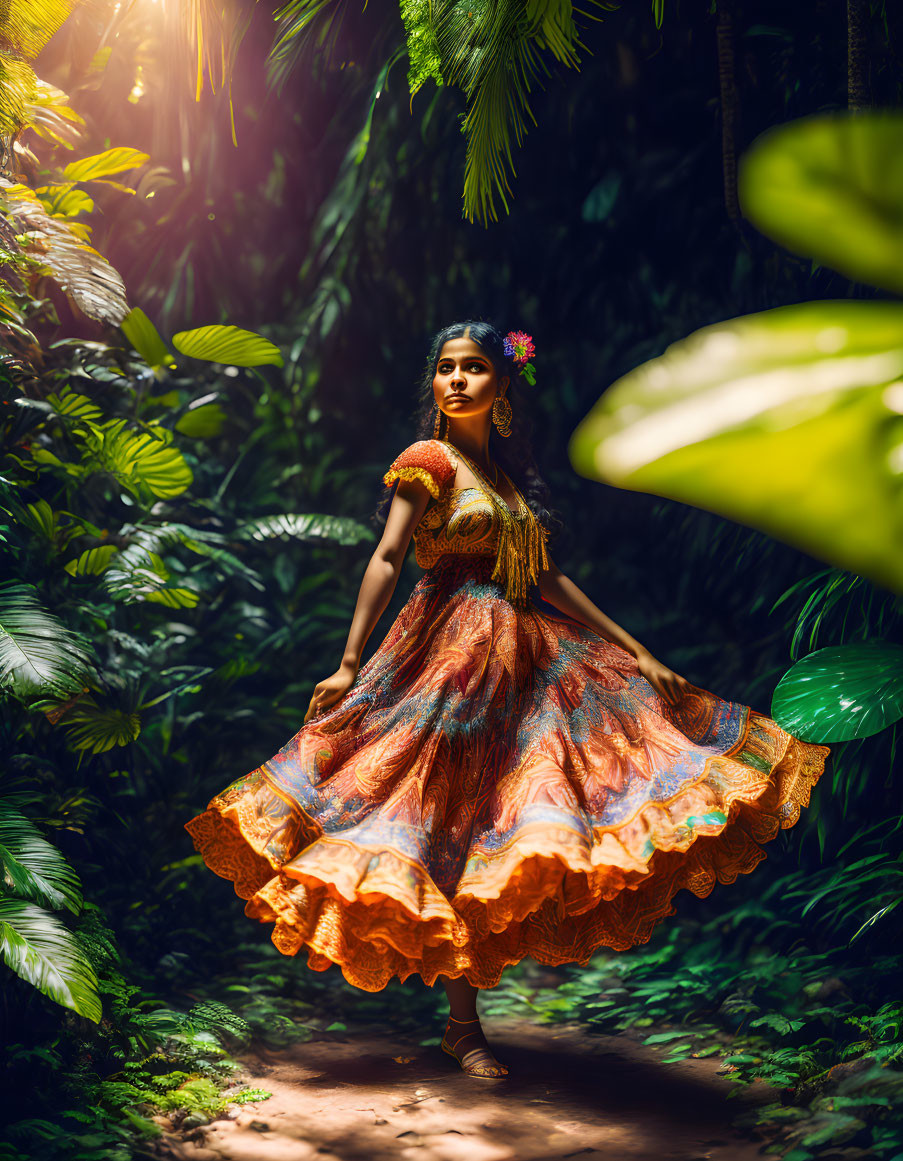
739;111;903;294
569;300;903;593
772;641;903;744
171;324;284;367
0;896;101;1022
0;804;84;913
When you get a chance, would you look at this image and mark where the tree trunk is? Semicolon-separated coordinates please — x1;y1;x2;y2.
847;0;870;110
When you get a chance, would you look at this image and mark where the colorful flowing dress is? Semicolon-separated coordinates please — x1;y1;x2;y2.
184;438;830;992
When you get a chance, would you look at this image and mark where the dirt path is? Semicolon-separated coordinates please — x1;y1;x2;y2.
154;1016;775;1161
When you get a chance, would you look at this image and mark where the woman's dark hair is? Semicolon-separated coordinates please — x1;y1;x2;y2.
375;319;563;541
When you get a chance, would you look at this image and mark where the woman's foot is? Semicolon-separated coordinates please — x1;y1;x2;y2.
441;1015;508;1079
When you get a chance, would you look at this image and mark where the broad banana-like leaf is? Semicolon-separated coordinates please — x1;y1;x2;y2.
0;180;129;324
171;324;284;368
119;306;176;371
568;300;903;594
235;512;375;545
0;804;83;913
63;545;118;576
772;640;903;743
0;579;98;703
174;402;227;438
63;146;149;183
80;418;193;500
0;896;101;1022
739;111;903;295
58;696;140;754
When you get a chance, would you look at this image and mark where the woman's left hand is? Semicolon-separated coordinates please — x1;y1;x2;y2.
636;651;695;706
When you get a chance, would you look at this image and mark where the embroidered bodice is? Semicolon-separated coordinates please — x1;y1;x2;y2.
383;438;549;607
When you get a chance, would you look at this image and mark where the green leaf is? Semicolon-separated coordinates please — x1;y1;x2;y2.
739;111;903;294
46;387;105;424
235;512;374;546
171;325;283;368
120;307;176;371
0;896;101;1022
81;418;193;501
63;545;118;577
35;184;94;218
643;1030;696;1044
63;147;149;183
0;579;98;704
58;697;141;755
0;804;84;913
568;300;903;594
174;402;227;439
0;180;129;325
772;640;903;743
143;586;200;609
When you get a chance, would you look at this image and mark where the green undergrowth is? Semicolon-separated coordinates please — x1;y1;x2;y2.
481;915;903;1161
1;909;284;1161
3;884;900;1161
0;903;449;1161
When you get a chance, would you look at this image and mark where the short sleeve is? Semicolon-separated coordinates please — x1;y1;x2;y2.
382;439;456;501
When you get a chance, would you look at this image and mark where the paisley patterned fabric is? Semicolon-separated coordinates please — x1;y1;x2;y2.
184;442;831;992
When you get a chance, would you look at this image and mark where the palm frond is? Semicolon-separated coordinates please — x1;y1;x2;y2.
0;579;98;704
0;802;84;913
0;179;129;324
0;894;101;1021
55;696;142;756
0;0;80;136
234;512;375;546
422;0;587;224
267;0;351;94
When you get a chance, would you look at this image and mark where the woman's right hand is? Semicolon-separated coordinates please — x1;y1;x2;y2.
304;660;359;724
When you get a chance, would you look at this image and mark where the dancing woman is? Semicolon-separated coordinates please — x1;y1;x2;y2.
185;320;829;1080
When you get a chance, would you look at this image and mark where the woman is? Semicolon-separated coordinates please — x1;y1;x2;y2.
184;320;830;1080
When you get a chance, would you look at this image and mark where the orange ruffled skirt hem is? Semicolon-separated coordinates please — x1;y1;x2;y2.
185;555;829;992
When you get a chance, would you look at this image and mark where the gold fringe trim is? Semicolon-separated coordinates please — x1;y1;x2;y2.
383;465;441;500
441;442;549;608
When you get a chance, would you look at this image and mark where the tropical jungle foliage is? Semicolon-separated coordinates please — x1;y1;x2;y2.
1;0;901;1158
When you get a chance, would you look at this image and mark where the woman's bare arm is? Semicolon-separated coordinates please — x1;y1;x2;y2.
537;554;693;704
340;479;431;667
304;478;430;722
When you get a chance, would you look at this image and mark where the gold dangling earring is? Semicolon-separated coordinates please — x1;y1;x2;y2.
433;406;444;438
492;393;512;438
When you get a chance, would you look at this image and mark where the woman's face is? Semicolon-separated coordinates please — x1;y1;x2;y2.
432;335;508;423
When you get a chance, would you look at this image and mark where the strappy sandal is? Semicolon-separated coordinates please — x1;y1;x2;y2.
440;1015;509;1079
